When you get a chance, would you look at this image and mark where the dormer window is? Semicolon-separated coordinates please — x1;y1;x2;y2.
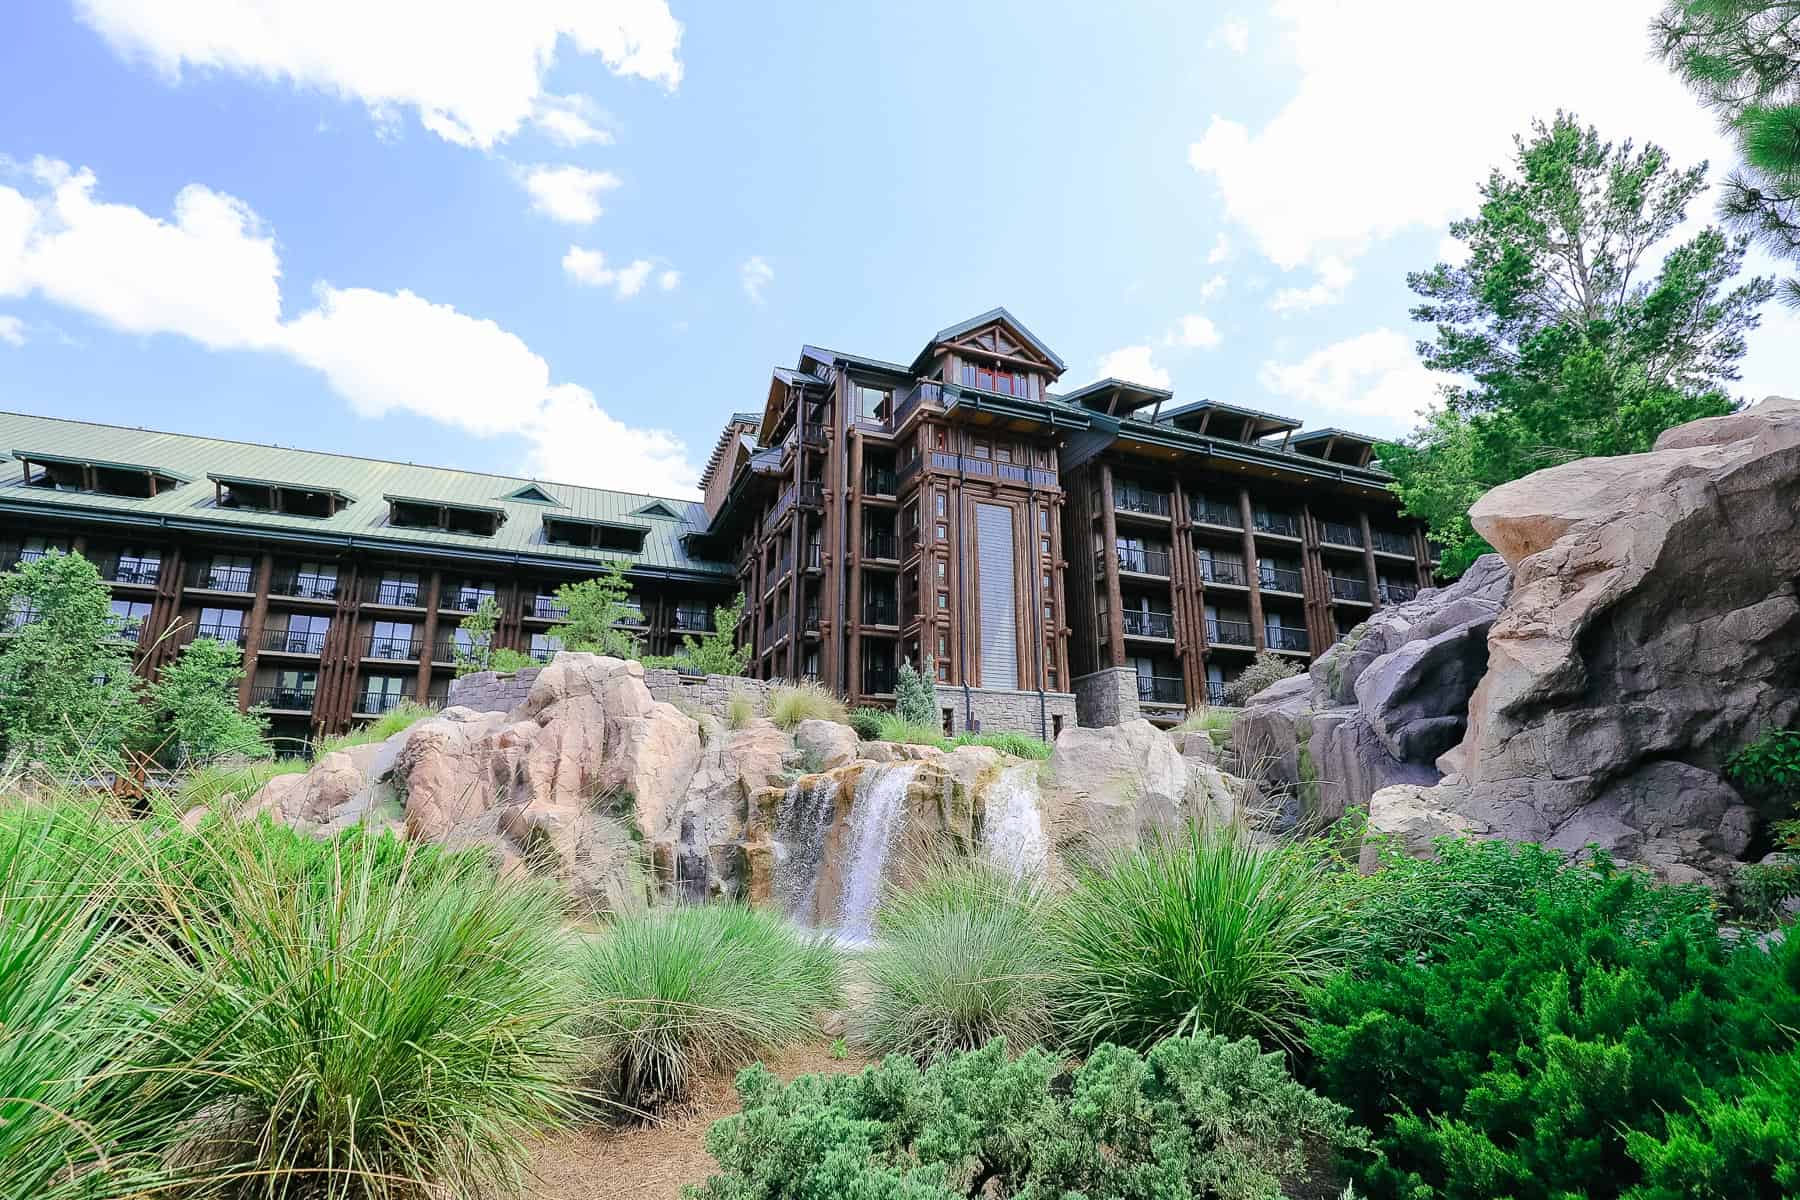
960;362;1033;398
384;495;506;537
210;475;351;519
16;450;183;498
542;515;647;553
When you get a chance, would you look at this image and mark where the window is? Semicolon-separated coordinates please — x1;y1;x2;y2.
937;660;950;682
276;613;330;654
197;607;245;642
937;593;949;610
115;547;160;584
369;621;416;659
1042;571;1053;593
294;560;338;597
529;632;563;661
937;634;949;657
935;560;947;581
970;439;991;460
374;572;422;606
361;674;411;713
1038;509;1049;532
934;428;947;450
1040;537;1051;556
935;522;948;543
961;363;1031;398
995;443;1012;464
109;599;151;642
206;555;254;592
856;386;889;422
453;581;497;610
934;492;946;517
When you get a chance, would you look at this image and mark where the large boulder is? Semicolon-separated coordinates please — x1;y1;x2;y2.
1042;719;1242;861
1392;397;1800;885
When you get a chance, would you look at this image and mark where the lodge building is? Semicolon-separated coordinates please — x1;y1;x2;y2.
0;308;1430;740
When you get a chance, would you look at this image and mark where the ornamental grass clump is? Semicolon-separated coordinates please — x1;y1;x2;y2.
128;822;580;1200
766;681;848;730
855;859;1058;1060
1053;822;1347;1053
580;904;843;1114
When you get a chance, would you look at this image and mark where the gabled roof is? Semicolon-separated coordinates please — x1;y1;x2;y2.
915;307;1066;373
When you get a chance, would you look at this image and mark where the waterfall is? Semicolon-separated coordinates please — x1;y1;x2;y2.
834;763;919;942
772;775;840;922
983;763;1049;881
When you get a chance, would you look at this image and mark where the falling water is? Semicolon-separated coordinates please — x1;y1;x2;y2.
834;763;919;942
983;763;1049;881
772;775;841;922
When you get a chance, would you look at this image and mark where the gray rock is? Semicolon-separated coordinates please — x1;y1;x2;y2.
1356;620;1494;762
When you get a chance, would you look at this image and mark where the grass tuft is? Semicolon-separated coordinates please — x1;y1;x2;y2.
869;714;1051;759
725;690;757;730
312;699;437;757
766;682;847;730
580;905;843;1115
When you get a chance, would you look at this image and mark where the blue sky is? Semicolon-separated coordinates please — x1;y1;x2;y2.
3;1;1797;498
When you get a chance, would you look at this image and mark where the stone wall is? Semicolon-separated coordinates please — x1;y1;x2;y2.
938;685;1078;739
447;662;774;721
1073;667;1141;728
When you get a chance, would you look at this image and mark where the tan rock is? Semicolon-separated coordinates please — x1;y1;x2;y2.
794;719;859;770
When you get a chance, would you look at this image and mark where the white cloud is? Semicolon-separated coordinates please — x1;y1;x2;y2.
1166;315;1222;350
1269;256;1353;312
1258;328;1438;433
1096;345;1172;389
1198;273;1227;302
0;315;23;346
561;245;656;298
1209;17;1250;54
73;0;684;149
533;93;614;147
1205;232;1231;265
740;255;773;304
0;160;699;495
658;268;680;291
521;165;620;224
1187;0;1727;278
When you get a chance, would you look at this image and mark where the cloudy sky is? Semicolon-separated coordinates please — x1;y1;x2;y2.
2;1;1796;499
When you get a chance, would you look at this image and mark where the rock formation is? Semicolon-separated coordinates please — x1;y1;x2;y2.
1230;554;1511;830
1371;397;1800;885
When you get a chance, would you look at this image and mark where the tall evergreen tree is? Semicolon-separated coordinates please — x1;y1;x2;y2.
1385;113;1773;575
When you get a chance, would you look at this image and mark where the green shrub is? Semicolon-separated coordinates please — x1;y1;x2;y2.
130;827;578;1199
1726;725;1800;811
726;691;756;730
1306;848;1800;1200
1736;858;1800;927
148;635;271;762
581;905;842;1114
874;713;945;747
1173;706;1237;736
313;698;437;757
855;860;1058;1060
847;706;886;741
1222;650;1301;706
894;656;938;726
1053;824;1348;1053
950;730;1052;759
691;1034;1364;1200
767;681;848;730
1623;1046;1800;1199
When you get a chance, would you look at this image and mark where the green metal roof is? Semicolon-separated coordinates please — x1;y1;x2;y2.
0;411;733;580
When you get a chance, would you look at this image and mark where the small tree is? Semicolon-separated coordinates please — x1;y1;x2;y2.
0;550;142;770
452;596;501;676
668;593;751;676
552;563;642;659
1222;651;1301;707
895;655;938;726
149;635;270;762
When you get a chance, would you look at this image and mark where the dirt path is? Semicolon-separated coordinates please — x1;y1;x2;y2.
525;1042;871;1200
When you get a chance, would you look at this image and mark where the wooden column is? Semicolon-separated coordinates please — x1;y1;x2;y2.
1098;462;1126;667
1298;504;1332;658
1050;492;1070;690
847;430;863;697
237;552;276;709
1168;477;1205;708
416;571;442;702
1237;488;1267;651
1358;511;1382;612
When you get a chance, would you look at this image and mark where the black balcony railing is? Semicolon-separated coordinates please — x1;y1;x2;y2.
1330;575;1371;603
190;621;248;647
109;619;146;645
800;422;829;448
1189;498;1242;528
261;628;328;655
3;604;38;631
864;467;898;495
530;597;569;620
1205;680;1228;706
672;606;713;632
1120;609;1176;639
765;615;791;644
863;665;897;695
1137;675;1185;705
1380;581;1420;604
528;644;558;663
1114;486;1172;518
365;633;423;660
249;685;315;712
357;692;412;716
270;572;340;601
864;532;899;560
190;564;255;593
619;606;647;627
1198;558;1248;587
1372;529;1416;556
1267;626;1311;653
441;588;494;613
767;555;793;588
863;595;899;626
1207;618;1254;647
803;543;824;571
365;578;425;607
109;561;161;586
1320;521;1364;548
1259;565;1304;594
802;607;822;634
1254;511;1301;538
1111;546;1172;577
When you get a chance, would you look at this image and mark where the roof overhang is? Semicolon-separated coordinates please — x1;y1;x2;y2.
16;448;189;482
209;473;353;502
1057;378;1175;418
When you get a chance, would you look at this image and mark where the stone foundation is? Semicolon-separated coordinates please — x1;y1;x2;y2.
1073;667;1141;728
448;662;775;721
936;685;1077;740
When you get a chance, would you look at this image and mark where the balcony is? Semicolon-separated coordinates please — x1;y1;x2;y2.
800;422;829;449
1113;485;1173;519
108;560;162;586
803;543;824;572
2;603;38;632
1320;521;1364;549
188;564;255;594
864;466;899;496
1189;497;1242;529
864;531;899;561
365;579;425;607
440;588;494;614
619;606;648;629
1372;528;1416;557
1111;546;1172;577
802;607;822;635
1207;618;1255;648
528;644;558;663
357;692;415;716
672;606;714;633
764;614;792;645
1329;575;1372;603
1205;680;1228;706
260;628;328;656
863;664;897;695
1267;626;1311;654
270;572;340;602
1198;558;1248;587
770;480;825;526
1120;609;1176;639
765;555;793;592
1258;565;1304;594
249;685;315;712
891;379;945;428
365;633;423;661
863;595;899;627
1137;675;1185;706
1380;581;1420;604
1254;511;1301;538
529;597;569;621
189;621;248;647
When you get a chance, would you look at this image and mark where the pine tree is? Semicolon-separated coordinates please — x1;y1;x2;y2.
551;562;643;659
149;635;270;761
